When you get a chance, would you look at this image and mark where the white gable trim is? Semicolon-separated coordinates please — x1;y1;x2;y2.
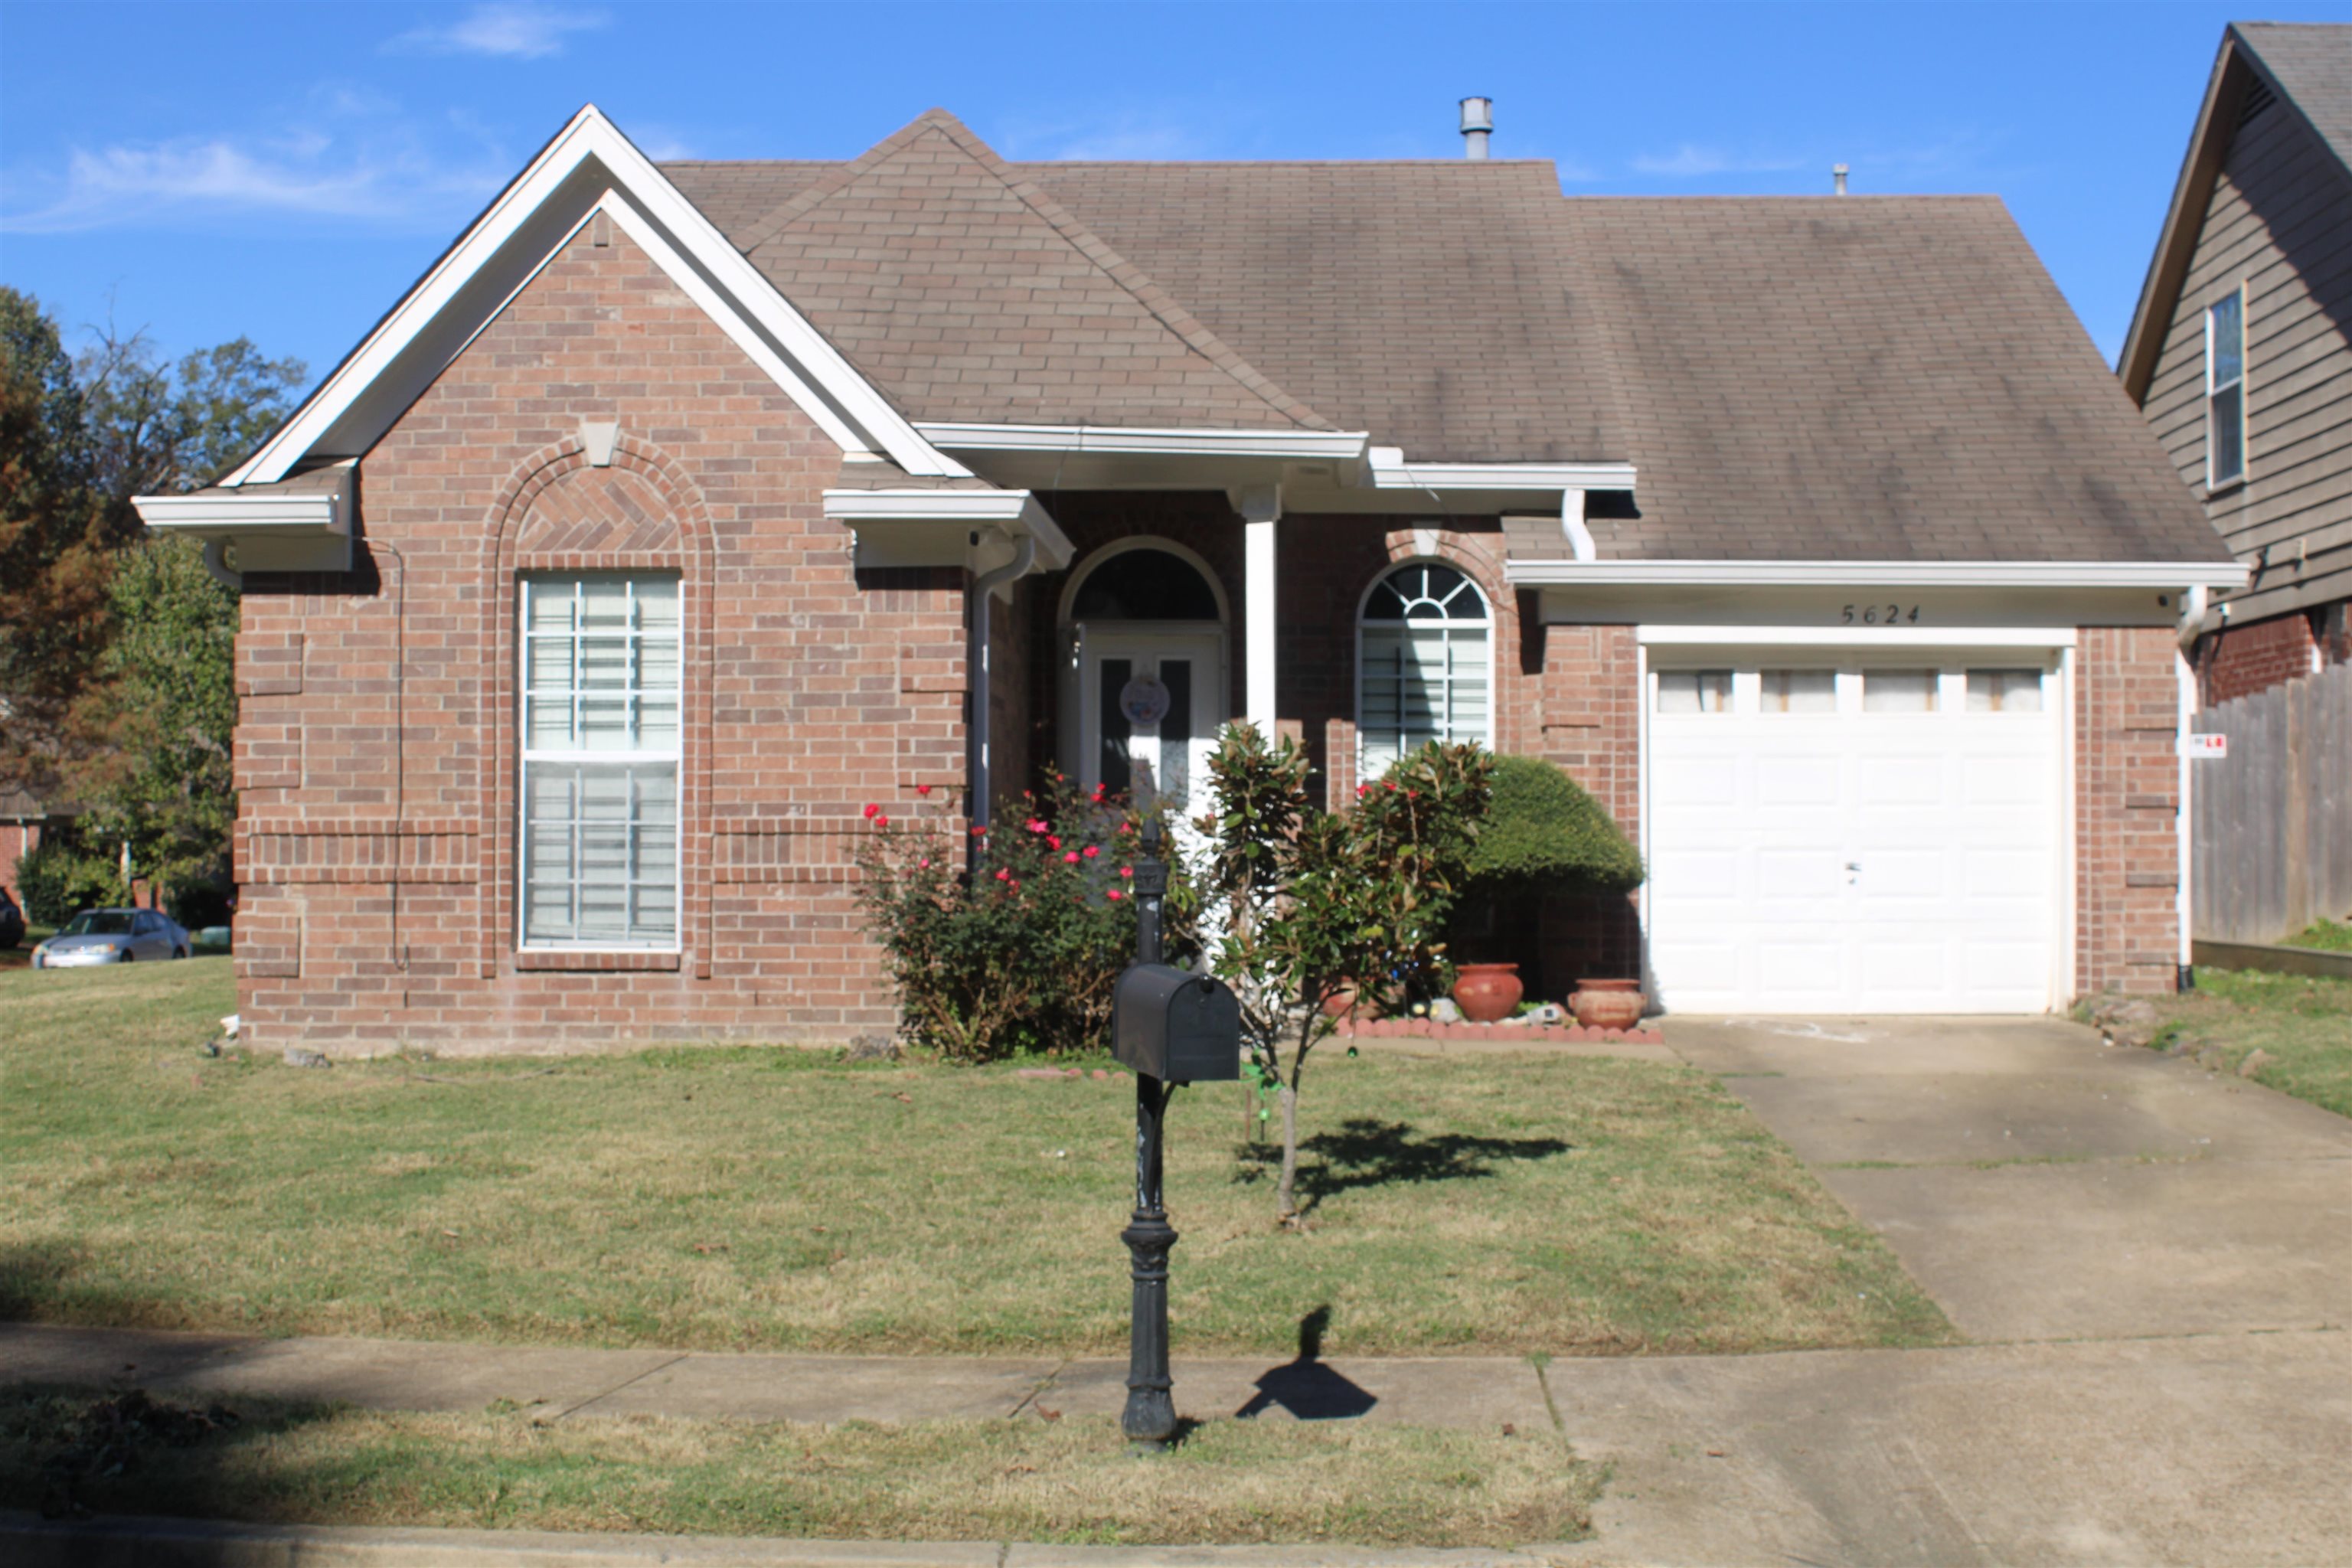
227;106;965;486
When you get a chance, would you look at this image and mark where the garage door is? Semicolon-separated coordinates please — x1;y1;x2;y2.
1647;658;2063;1014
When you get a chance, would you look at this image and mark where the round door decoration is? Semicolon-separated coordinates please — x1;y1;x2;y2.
1119;675;1172;726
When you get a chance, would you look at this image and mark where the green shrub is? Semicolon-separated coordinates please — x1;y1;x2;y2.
852;772;1197;1061
15;837;126;925
1461;755;1642;896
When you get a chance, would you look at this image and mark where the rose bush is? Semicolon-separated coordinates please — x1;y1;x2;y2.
852;771;1197;1061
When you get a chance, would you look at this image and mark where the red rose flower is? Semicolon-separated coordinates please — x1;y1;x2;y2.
863;803;879;819
1082;844;1100;859
1106;889;1122;902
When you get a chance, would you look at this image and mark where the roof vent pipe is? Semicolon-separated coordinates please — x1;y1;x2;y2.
1832;163;1849;195
1460;96;1493;159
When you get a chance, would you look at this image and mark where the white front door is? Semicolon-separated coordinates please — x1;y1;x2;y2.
1646;657;2064;1014
1076;629;1224;823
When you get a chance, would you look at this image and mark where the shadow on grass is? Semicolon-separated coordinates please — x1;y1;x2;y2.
0;1383;339;1530
1235;1119;1572;1214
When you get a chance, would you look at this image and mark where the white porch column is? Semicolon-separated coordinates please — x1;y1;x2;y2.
1241;484;1281;733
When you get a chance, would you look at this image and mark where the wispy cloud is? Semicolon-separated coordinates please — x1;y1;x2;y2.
995;111;1222;163
2;127;508;234
387;3;609;60
1631;143;1807;178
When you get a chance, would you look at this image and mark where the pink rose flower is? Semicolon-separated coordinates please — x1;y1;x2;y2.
863;803;879;819
1106;890;1122;902
1082;845;1100;859
1063;851;1080;864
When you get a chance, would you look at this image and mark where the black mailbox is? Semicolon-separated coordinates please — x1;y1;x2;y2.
1112;964;1241;1083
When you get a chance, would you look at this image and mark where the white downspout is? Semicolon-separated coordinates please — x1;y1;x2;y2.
969;532;1035;834
2175;585;2207;990
1561;488;1595;563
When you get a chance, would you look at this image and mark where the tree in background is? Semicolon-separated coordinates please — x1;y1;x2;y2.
0;286;303;915
1197;725;1493;1224
71;537;240;918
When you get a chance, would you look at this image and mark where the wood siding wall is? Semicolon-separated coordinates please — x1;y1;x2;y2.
2141;93;2352;626
2191;659;2352;943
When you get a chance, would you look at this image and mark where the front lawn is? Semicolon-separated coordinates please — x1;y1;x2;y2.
1;1387;1597;1547
2285;916;2352;954
2143;966;2352;1119
0;960;1949;1357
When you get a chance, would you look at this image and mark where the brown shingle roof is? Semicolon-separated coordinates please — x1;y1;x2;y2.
664;118;2229;565
2236;22;2352;177
690;111;1330;433
1534;198;2232;564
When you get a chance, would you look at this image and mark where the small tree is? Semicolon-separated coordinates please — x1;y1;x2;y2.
1198;724;1492;1223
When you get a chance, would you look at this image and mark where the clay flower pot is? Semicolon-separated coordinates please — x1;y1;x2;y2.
1570;978;1646;1031
1452;963;1524;1024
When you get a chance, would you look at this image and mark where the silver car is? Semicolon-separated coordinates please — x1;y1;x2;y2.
31;908;191;967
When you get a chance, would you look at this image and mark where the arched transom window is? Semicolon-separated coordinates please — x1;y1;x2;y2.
1357;561;1491;779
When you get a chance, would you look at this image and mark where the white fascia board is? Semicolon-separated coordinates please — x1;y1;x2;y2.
1638;624;2079;648
913;423;1370;462
1504;559;2251;589
823;488;1073;570
227;106;964;486
1372;456;1638;492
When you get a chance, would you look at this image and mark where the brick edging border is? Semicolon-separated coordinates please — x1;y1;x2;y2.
1339;1018;1664;1046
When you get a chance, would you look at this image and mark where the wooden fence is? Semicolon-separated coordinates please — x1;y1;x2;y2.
2193;659;2352;943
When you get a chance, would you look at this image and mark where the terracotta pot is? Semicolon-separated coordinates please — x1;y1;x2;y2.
1452;963;1524;1024
1570;979;1646;1031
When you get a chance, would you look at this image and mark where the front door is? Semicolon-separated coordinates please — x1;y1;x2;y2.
1076;629;1223;823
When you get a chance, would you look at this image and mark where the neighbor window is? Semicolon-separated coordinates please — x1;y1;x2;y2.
1967;668;2043;713
1864;669;1940;713
1656;670;1733;714
1357;562;1491;779
2207;289;2246;487
519;575;681;948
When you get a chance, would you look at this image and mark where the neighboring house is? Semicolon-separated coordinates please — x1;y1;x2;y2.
136;106;2242;1051
0;788;71;911
2121;21;2352;703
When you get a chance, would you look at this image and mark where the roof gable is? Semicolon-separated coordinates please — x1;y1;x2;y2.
731;110;1334;433
2119;22;2352;402
227;106;968;486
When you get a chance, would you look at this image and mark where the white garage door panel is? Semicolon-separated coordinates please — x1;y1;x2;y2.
1649;660;2060;1014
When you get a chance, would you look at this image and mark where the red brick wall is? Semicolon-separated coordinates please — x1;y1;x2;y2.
2197;606;2335;704
2076;626;2183;996
1531;624;1644;995
231;225;968;1052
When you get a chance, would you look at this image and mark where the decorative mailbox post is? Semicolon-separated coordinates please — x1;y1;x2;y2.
1110;822;1240;1449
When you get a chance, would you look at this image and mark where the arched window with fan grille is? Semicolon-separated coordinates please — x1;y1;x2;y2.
1356;561;1492;779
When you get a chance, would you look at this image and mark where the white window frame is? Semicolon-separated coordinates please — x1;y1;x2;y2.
2206;285;2247;490
517;573;684;952
1354;558;1495;781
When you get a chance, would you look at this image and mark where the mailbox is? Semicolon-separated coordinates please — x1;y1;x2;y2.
1112;963;1241;1083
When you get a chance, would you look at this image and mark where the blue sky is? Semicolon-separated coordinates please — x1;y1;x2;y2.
3;1;2344;395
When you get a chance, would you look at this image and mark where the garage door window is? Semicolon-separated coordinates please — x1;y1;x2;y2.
1863;668;1940;713
1358;562;1491;777
1657;670;1733;714
1967;668;2043;713
1760;669;1836;714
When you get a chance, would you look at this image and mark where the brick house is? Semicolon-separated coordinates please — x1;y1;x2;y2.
2120;21;2352;704
136;106;2242;1052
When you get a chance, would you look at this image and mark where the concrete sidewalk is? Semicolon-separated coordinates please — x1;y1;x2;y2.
0;1322;1549;1430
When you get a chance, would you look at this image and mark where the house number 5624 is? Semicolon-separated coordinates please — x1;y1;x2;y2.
1843;604;1921;625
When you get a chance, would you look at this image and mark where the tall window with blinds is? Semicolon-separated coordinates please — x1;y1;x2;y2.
2207;288;2246;488
1357;561;1491;779
518;575;681;949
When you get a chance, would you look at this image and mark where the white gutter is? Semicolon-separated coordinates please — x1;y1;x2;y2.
913;422;1370;462
822;488;1074;572
134;469;354;576
1506;559;2252;590
1370;449;1638;492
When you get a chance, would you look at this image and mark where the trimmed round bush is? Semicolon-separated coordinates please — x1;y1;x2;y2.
1462;755;1643;895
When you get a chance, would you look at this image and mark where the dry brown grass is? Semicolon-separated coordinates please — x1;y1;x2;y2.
1;1387;1597;1547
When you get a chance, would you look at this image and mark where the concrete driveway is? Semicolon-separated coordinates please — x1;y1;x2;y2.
1550;1015;2352;1567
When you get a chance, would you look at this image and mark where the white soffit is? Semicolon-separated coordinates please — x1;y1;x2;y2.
913;423;1371;461
226;106;967;486
1505;559;2251;589
824;488;1075;572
